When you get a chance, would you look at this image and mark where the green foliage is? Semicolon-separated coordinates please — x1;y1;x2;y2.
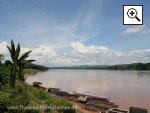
18;60;35;81
6;39;34;87
0;65;10;85
0;84;29;113
0;39;75;113
106;63;150;70
26;63;49;71
27;86;75;113
36;91;51;100
0;92;11;112
0;71;75;113
19;50;32;62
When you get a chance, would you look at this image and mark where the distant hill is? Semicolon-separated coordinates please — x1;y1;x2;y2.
49;65;107;69
105;63;150;70
25;63;49;71
49;63;150;70
24;62;150;70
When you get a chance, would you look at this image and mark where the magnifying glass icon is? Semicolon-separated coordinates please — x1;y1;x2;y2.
127;8;141;22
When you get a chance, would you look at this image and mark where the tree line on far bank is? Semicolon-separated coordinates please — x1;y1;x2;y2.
49;63;150;70
104;63;150;70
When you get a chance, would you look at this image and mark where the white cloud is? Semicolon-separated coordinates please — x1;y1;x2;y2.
122;25;149;35
71;41;108;54
0;41;150;66
70;41;150;65
0;41;8;55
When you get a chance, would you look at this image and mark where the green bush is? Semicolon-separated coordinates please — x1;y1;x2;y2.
0;65;75;113
0;66;10;85
0;92;11;112
37;91;49;100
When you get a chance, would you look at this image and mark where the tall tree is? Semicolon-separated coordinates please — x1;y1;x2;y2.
7;39;34;88
18;60;35;81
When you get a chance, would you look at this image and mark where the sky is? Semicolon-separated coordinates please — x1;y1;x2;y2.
0;0;150;66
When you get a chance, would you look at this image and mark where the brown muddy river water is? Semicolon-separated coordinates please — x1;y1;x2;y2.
26;69;150;111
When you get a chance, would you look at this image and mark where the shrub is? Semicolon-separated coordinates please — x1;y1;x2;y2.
0;92;11;112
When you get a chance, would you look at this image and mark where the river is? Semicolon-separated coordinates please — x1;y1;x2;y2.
26;69;150;112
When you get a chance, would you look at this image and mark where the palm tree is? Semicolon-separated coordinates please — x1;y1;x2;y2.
18;59;35;81
7;39;34;88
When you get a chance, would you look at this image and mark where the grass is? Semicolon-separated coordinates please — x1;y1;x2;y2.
24;69;42;77
0;81;75;113
0;66;75;113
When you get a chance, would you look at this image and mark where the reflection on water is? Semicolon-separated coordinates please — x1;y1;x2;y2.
26;70;150;111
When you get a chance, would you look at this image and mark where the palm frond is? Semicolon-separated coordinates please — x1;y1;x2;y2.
5;60;13;65
15;43;20;60
7;39;16;62
7;46;11;53
7;45;14;61
27;60;36;63
19;60;35;67
11;39;16;54
19;50;32;61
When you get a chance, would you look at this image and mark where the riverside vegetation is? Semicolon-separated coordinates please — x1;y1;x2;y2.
0;39;75;113
50;63;150;70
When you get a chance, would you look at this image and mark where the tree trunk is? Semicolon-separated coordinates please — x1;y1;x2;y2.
12;67;16;88
10;66;16;88
19;66;24;81
10;67;13;88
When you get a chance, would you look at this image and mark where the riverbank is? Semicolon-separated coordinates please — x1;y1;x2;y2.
31;82;149;113
24;69;42;76
70;101;96;113
0;80;76;113
31;82;130;113
0;64;76;113
24;69;98;113
26;69;150;113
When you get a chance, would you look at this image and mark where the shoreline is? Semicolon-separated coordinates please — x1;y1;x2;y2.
25;70;149;110
31;82;128;113
33;83;148;113
49;68;150;71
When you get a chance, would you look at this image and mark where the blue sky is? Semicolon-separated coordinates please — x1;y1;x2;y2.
0;0;150;66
